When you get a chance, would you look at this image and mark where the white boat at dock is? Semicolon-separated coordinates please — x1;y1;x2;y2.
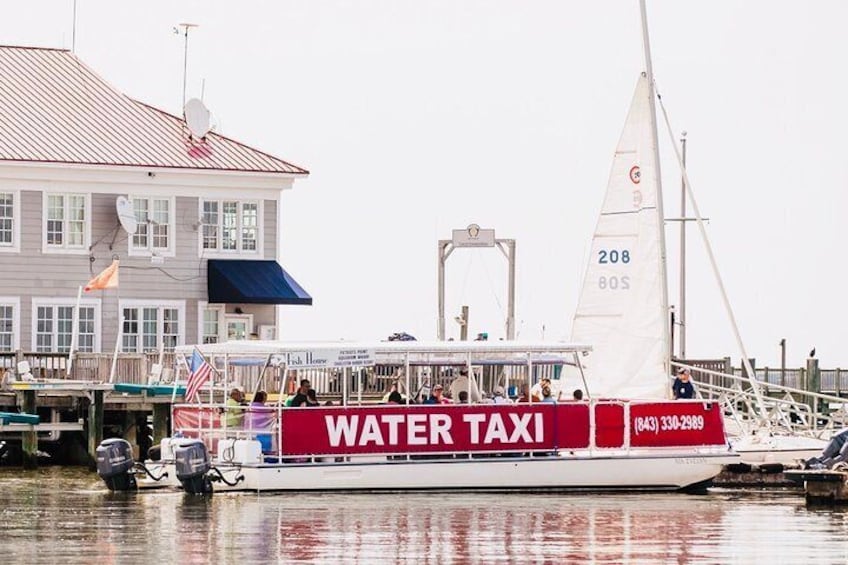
95;341;738;494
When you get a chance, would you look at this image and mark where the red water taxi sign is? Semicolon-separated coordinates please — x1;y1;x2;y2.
280;405;556;456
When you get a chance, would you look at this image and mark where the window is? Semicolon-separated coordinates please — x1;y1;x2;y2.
0;298;19;351
44;193;89;252
32;298;100;353
0;192;20;252
130;197;173;255
197;302;224;344
200;199;261;255
120;301;184;352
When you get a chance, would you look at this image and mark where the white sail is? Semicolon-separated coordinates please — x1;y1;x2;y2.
571;74;669;400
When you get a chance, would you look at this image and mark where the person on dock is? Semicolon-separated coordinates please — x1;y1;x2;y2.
672;368;695;399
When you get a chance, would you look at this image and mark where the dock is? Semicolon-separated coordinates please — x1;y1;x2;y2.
0;381;177;469
784;469;848;504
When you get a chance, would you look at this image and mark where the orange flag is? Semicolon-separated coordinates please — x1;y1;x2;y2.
84;260;119;292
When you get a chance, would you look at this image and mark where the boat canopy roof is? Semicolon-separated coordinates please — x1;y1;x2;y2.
175;340;591;368
176;340;591;355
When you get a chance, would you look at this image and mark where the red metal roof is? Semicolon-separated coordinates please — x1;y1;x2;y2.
0;46;308;175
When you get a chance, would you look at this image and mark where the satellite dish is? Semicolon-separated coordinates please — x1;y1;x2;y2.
116;196;138;234
184;98;212;139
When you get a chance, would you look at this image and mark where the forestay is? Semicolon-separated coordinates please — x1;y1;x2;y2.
571;74;668;400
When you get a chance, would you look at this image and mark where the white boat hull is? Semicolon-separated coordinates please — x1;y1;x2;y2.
730;434;827;466
140;450;738;493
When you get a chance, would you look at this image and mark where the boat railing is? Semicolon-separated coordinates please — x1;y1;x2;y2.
675;361;848;439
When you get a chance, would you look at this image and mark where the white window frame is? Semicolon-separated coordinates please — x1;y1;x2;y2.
31;297;102;353
197;198;264;258
197;301;226;345
119;299;185;353
127;195;176;257
0;191;21;253
42;192;91;254
225;313;254;342
0;297;20;351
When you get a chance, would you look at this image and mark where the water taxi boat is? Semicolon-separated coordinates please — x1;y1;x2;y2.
96;341;738;493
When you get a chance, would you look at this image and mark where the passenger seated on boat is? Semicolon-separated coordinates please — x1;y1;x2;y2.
572;389;584;401
386;390;404;404
246;390;274;452
448;368;482;403
530;378;550;403
541;386;556;404
673;368;696;399
306;388;320;407
222;387;246;429
492;386;512;405
457;390;469;404
289;379;311;407
424;384;450;404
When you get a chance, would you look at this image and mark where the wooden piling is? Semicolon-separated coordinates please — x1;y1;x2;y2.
806;358;820;412
21;390;37;469
87;390;104;469
152;403;170;446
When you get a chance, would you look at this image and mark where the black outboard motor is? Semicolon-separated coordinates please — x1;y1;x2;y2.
96;438;137;491
174;439;212;494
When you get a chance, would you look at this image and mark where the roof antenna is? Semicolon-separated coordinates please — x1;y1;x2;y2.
72;0;78;52
175;23;198;110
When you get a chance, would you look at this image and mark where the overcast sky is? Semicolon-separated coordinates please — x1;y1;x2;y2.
3;1;847;368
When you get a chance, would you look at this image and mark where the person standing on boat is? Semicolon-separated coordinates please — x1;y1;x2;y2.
673;368;696;399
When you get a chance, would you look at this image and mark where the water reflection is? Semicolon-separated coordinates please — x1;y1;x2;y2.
1;468;847;564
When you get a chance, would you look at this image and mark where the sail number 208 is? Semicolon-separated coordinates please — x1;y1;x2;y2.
597;249;631;290
598;249;630;264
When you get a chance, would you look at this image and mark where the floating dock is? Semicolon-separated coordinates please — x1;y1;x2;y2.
785;469;848;504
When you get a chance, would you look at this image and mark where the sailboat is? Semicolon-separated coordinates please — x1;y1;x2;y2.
568;1;829;467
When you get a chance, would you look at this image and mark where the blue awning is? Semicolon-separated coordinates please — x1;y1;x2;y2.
207;260;312;305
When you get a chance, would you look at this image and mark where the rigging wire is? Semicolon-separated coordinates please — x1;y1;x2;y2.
654;80;770;428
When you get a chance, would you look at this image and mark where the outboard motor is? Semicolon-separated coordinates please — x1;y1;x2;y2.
96;438;137;491
174;439;212;494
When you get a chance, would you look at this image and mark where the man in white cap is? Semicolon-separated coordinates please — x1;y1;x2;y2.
672;367;695;399
492;386;511;405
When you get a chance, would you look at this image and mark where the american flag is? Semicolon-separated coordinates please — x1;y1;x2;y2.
185;349;213;402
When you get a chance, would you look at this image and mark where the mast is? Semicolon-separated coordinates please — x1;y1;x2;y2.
639;0;672;373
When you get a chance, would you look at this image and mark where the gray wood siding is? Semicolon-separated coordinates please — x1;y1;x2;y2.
0;191;280;351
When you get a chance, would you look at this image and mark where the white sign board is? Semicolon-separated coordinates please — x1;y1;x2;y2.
452;224;496;247
273;348;375;369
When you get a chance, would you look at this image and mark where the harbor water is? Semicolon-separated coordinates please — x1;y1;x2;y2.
1;467;846;564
